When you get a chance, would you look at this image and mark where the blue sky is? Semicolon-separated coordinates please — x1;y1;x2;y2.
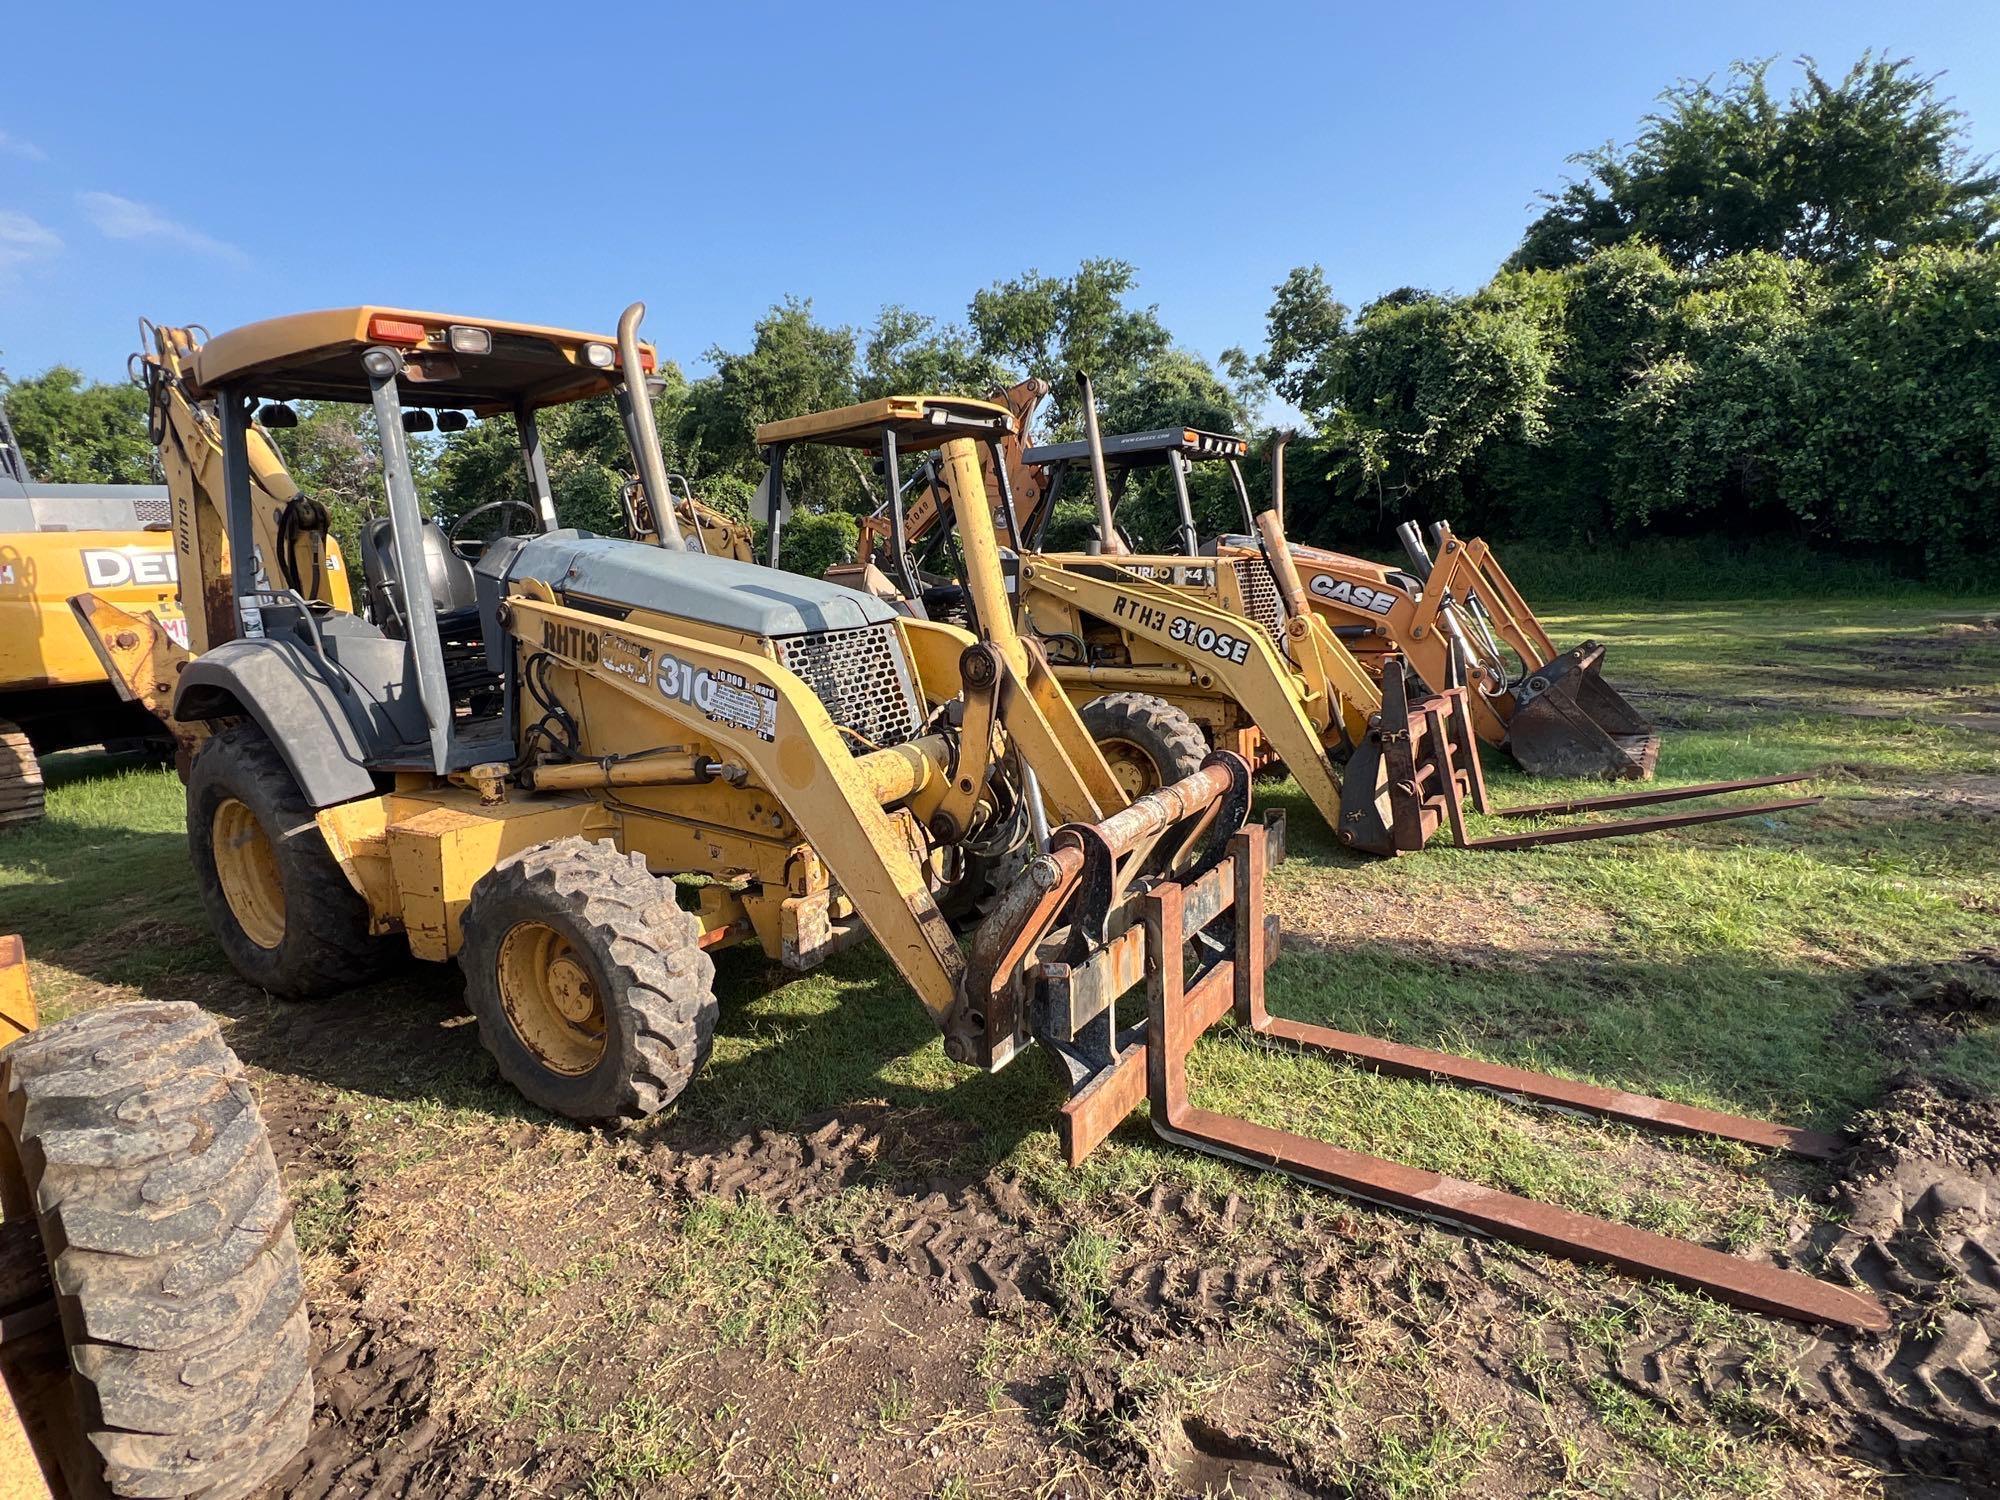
2;2;1994;389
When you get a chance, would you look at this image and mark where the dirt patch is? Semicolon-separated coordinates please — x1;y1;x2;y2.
1852;951;2000;1065
271;1304;464;1500
1274;875;1616;969
1605;1076;2000;1487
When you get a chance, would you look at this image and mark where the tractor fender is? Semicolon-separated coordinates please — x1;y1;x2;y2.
173;637;379;807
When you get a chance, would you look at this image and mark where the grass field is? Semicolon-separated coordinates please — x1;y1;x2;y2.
2;595;1996;1498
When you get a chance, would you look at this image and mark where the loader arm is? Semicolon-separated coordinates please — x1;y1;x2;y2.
1020;561;1356;824
504;595;976;1034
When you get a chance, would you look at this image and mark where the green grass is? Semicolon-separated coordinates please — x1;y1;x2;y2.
1;592;1995;1496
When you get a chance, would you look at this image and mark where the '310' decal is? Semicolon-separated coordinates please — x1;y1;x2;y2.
1168;615;1252;664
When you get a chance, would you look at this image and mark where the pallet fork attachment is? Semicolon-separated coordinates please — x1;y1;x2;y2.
1058;813;1887;1333
1342;660;1823;855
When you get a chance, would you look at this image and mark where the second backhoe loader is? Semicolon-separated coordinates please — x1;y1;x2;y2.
743;382;1881;1332
76;300;1885;1337
829;377;1819;855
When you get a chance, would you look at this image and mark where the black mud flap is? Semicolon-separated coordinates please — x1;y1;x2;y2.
1505;643;1660;781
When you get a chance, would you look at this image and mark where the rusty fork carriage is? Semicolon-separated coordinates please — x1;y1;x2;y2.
1342;659;1826;855
1038;794;1886;1333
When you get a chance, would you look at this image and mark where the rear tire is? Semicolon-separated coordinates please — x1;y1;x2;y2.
460;838;718;1124
187;724;388;1000
0;1001;312;1500
0;719;45;827
1080;693;1208;799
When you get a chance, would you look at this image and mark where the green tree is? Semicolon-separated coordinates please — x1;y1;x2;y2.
858;307;1005;400
1511;55;1999;271
679;299;863;512
1259;265;1558;540
1778;245;2000;558
1;366;158;483
969;259;1173;430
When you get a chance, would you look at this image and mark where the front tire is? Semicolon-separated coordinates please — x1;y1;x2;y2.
186;724;389;1000
0;1001;312;1500
460;839;718;1124
1080;693;1209;799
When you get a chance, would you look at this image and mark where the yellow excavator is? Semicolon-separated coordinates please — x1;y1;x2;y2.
72;301;1884;1363
0;403;195;823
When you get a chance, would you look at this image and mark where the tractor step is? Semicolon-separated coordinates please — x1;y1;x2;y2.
1060;813;1887;1332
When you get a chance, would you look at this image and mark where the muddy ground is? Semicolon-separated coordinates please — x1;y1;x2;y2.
80;932;1985;1500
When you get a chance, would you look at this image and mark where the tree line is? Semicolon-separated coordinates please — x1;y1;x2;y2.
5;53;1993;579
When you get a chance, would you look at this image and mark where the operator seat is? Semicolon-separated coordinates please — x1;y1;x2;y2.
358;517;482;639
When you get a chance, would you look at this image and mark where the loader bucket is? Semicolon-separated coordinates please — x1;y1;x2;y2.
1506;642;1661;781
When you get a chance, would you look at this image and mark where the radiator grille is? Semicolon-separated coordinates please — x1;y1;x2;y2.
1231;557;1286;647
775;623;925;749
135;497;171;528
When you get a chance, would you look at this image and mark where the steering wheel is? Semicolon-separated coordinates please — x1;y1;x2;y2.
447;499;540;560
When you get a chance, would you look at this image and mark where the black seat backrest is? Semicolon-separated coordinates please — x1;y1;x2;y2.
358;517;478;634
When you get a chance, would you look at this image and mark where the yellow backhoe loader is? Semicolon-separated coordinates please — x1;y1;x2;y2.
1255;435;1661;779
0;937;311;1497
66;321;356;777
826;378;1817;854
76;301;1884;1335
0;404;196;823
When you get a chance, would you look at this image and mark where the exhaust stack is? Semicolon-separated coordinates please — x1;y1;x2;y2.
617;303;685;551
1075;371;1125;555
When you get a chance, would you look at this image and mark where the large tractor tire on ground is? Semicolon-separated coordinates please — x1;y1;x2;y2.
0;721;45;828
186;724;390;1000
1080;693;1208;801
0;1001;312;1499
460;838;718;1125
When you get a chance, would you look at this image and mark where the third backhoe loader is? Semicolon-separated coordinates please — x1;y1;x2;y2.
79;300;1885;1338
1253;432;1663;780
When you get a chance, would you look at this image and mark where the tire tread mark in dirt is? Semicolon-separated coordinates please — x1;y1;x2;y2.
1606;1076;2000;1483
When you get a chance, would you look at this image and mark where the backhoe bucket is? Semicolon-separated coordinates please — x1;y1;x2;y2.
1506;642;1661;781
1064;814;1886;1332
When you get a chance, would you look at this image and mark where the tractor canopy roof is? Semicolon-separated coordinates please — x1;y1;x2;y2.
754;395;1013;451
189;307;655;413
1024;426;1247;470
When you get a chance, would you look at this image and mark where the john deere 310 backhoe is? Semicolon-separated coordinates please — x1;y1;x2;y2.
74;302;1885;1337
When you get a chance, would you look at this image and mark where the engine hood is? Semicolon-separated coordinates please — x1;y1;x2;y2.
484;531;899;639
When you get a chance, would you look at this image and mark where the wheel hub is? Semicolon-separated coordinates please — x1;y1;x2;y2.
211;797;286;951
547;956;597;1024
495;921;607;1076
1100;738;1160;799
